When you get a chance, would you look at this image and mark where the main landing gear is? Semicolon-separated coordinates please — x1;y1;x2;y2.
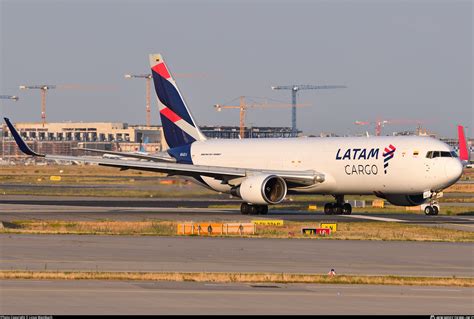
324;195;352;215
240;203;268;215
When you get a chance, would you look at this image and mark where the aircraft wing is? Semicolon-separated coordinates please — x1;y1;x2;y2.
74;148;177;163
41;154;323;185
4;118;324;186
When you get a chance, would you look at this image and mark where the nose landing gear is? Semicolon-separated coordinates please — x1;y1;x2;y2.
424;192;441;216
424;202;440;216
324;195;352;215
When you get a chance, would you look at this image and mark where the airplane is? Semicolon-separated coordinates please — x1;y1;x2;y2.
4;53;465;216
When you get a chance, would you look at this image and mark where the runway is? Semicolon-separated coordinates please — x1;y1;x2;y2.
1;234;472;277
1;280;472;314
1;196;473;314
1;195;473;231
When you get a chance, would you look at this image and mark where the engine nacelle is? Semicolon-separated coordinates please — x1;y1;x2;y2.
384;194;428;206
232;174;287;205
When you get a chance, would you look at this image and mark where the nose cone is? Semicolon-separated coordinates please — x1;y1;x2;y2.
445;159;463;183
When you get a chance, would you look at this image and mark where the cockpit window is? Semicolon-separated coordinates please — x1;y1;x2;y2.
450;151;458;158
426;151;455;158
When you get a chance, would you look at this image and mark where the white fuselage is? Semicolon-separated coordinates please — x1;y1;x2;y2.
189;136;463;196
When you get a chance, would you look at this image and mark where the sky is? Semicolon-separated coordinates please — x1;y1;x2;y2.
1;0;472;138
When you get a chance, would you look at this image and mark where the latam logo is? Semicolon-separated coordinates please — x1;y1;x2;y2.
335;145;397;176
335;148;379;160
383;144;396;174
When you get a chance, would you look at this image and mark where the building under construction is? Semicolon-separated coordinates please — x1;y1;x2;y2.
0;122;163;162
200;126;299;139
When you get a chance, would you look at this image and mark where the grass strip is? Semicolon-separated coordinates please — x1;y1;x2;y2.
0;271;472;287
3;220;473;242
0;187;215;198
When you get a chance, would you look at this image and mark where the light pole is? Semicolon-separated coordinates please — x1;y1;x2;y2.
0;95;19;162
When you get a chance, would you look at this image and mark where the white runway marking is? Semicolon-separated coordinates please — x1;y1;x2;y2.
438;216;474;221
306;285;358;289
410;288;462;292
345;215;407;222
204;283;236;287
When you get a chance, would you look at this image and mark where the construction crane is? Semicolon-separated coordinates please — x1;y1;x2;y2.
214;96;307;138
1;95;19;161
355;119;389;136
355;118;427;136
271;84;347;136
19;85;56;127
124;73;152;127
0;95;19;101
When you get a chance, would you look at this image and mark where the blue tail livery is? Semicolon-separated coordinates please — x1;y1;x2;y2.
149;54;206;150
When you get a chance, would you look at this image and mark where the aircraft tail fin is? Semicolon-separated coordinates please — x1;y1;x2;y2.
458;125;469;163
139;136;149;153
149;54;206;149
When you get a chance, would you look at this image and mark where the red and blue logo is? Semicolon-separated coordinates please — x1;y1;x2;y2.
383;144;396;174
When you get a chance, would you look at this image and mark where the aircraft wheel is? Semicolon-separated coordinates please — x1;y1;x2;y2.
259;205;269;215
342;203;352;215
424;205;434;216
240;203;250;215
334;205;343;215
248;205;259;215
324;203;333;215
432;205;439;215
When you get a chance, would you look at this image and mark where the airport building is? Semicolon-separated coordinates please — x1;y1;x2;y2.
0;122;163;161
5;122;162;143
199;126;298;139
0;122;300;162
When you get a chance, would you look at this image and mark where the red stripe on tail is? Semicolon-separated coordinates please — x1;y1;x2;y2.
152;63;171;80
160;107;181;123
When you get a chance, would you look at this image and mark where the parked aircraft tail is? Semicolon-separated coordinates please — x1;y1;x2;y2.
458;125;469;160
139;136;149;153
457;125;471;168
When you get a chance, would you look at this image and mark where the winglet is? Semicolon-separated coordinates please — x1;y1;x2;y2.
3;118;44;157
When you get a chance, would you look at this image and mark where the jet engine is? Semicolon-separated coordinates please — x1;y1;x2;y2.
384;194;428;206
231;174;287;205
